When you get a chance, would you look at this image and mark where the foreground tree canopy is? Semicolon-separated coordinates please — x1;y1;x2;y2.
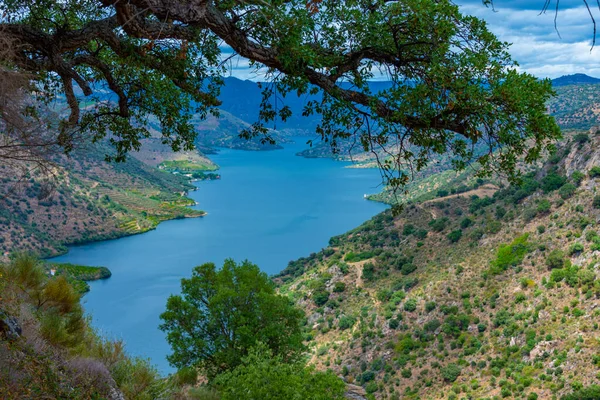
159;259;305;378
1;0;560;187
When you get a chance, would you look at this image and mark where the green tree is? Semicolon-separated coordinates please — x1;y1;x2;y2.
1;0;560;190
159;259;305;378
213;344;346;400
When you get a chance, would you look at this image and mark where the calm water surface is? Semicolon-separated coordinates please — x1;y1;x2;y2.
52;139;388;373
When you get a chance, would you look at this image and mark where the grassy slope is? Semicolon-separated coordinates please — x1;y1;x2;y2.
276;131;600;400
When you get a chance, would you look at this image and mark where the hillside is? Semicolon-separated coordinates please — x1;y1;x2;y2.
0;142;206;258
548;85;600;130
551;74;600;87
275;130;600;399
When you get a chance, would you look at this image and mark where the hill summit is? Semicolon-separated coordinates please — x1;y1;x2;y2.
551;73;600;87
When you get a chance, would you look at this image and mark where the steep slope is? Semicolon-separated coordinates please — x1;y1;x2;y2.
277;131;600;399
0;143;205;258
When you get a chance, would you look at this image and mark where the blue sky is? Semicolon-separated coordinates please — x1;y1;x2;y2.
226;1;600;80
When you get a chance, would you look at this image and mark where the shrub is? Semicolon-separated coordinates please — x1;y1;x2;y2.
429;218;449;232
541;172;567;193
403;224;415;236
460;217;473;229
362;263;375;281
425;301;437;312
447;230;463;243
403;299;417;312
338;316;356;330
441;363;462;382
424;319;441;332
589;166;600;178
333;282;346;293
571;171;585;186
536;199;551;214
490;234;531;274
562;384;600;400
593;196;600;209
537;225;546;234
573;133;590;144
313;289;330;306
569;243;584;256
401;263;417;275
559;183;576;199
415;229;428;239
546;249;566;270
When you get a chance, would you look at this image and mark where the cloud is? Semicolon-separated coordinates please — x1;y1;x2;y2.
456;1;600;78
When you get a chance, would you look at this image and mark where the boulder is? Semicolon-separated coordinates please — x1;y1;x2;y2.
0;309;21;340
345;384;367;400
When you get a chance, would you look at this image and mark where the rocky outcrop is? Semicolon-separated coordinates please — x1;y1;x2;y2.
0;309;21;340
345;383;367;400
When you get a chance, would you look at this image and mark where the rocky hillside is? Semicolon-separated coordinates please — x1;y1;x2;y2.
0;142;208;258
276;130;600;399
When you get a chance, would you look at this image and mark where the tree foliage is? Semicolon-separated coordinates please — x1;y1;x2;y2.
159;259;305;378
213;343;346;400
0;0;560;189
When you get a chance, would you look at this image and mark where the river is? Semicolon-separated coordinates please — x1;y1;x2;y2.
51;138;388;373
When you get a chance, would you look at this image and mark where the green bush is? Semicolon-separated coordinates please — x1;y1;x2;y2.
546;249;566;269
569;243;584;256
415;229;428;239
541;172;567;193
313;289;330;306
429;218;449;232
333;282;346;293
562;384;600;400
401;263;417;275
441;363;462;382
403;224;415;236
573;133;590;144
338;316;356;330
490;234;531;274
536;199;551;214
460;218;473;229
403;299;417;312
593;196;600;209
571;171;585;186
589;166;600;178
447;230;463;243
362;263;375;281
559;183;577;199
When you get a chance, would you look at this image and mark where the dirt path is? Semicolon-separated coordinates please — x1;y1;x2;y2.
424;184;499;205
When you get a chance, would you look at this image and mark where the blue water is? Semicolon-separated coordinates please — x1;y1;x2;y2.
52;139;388;373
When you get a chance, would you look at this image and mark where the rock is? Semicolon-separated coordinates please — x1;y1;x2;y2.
345;384;367;400
0;310;21;340
307;312;321;325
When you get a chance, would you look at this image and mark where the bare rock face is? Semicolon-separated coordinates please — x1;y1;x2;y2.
0;309;21;340
345;383;367;400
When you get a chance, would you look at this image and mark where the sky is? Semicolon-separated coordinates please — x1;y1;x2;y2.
455;0;600;78
225;0;600;81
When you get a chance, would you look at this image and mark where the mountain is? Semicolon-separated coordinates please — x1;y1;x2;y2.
551;73;600;87
275;129;600;399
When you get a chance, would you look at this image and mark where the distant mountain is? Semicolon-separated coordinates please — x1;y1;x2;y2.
551;73;600;87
